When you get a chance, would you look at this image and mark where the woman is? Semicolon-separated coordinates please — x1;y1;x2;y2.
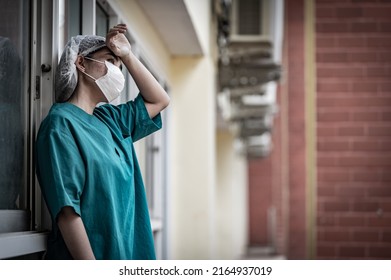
36;24;169;259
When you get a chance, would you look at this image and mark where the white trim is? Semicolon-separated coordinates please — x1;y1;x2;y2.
0;231;48;259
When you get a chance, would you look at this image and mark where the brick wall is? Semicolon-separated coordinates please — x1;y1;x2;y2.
316;0;391;259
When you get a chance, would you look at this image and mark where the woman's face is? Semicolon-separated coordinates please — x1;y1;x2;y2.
84;47;122;79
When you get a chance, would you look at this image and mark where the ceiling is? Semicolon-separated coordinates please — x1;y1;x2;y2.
135;0;203;56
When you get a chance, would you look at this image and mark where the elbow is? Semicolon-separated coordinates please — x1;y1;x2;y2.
160;93;170;110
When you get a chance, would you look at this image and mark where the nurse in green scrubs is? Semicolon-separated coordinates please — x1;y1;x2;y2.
36;24;170;260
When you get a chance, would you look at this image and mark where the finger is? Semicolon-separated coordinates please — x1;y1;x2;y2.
110;25;127;32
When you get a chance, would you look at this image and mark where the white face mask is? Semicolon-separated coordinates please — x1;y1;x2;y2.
82;56;125;102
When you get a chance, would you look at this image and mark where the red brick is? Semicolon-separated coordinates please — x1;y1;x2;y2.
318;170;350;182
364;7;391;18
381;172;391;181
351;81;379;92
317;0;350;2
338;37;367;48
317;22;350;33
336;7;363;18
316;7;336;18
317;83;350;93
350;22;378;33
318;155;338;166
369;246;391;258
352;201;379;212
338;187;366;197
316;52;349;63
368;216;391;227
316;36;337;48
352;141;381;151
352;112;380;122
349;52;378;62
317;140;350;151
379;22;391;32
380;82;391;91
339;246;366;258
353;170;381;181
340;156;391;167
318;97;391;107
382;231;391;242
338;126;365;136
318;186;336;196
318;214;338;226
378;51;391;61
380;202;391;211
317;111;350;122
382;112;391;121
353;231;380;242
366;67;391;77
323;201;350;212
368;126;391;136
317;67;364;78
367;186;391;197
339;216;367;227
317;126;338;137
322;230;351;241
317;245;337;257
380;141;391;151
368;37;391;48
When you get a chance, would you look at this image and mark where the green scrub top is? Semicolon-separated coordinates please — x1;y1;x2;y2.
36;94;161;260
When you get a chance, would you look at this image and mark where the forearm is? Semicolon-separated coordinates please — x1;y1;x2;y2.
122;52;170;117
57;206;96;260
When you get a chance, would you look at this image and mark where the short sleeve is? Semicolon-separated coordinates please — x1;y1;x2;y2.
36;128;85;220
95;93;162;142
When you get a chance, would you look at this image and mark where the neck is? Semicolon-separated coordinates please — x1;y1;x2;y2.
68;83;101;115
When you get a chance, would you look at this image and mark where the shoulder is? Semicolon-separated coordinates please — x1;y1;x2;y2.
37;104;77;141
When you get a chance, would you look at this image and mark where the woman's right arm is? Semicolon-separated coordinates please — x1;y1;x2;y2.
57;206;96;260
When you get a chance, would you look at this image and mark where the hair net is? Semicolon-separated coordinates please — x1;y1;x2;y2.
55;35;106;103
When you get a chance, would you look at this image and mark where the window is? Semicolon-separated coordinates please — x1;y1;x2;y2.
238;0;262;35
231;0;271;42
96;2;109;37
0;0;30;229
0;0;47;259
58;0;82;55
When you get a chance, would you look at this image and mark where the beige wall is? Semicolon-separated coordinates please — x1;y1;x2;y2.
216;130;249;259
170;55;217;259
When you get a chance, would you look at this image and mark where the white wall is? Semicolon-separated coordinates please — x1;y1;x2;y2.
183;0;211;55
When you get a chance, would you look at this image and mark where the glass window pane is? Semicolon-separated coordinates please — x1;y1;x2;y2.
238;0;261;35
96;3;109;37
58;0;81;58
0;0;29;210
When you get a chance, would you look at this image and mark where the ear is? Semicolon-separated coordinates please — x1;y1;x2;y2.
75;55;86;72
